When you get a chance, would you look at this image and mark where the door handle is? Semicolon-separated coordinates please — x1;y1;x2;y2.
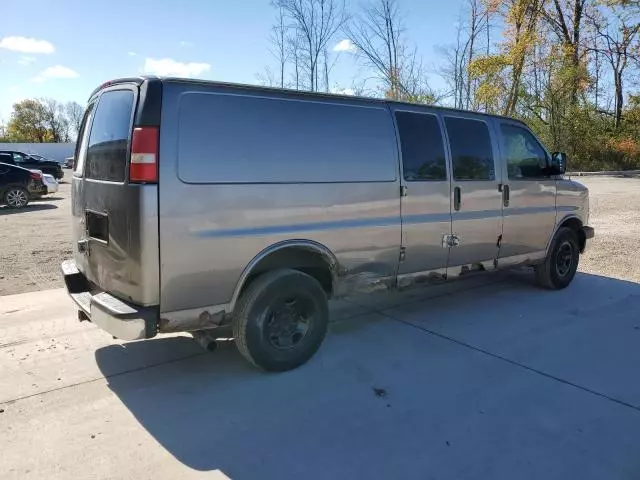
454;186;461;211
502;184;510;207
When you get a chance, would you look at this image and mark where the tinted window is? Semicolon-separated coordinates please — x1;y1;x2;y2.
178;93;397;183
0;153;13;164
396;112;446;181
85;90;134;182
445;117;495;181
501;124;549;179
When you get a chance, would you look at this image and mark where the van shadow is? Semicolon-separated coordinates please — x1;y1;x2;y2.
95;271;640;477
0;203;58;215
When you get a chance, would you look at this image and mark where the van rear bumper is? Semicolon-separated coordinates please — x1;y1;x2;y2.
61;259;158;341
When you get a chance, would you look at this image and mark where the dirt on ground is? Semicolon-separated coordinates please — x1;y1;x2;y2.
0;173;638;296
0;171;73;296
577;176;640;283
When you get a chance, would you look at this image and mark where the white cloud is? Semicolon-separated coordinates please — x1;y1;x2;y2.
333;39;356;52
0;36;54;54
142;57;210;77
18;56;36;66
128;51;137;56
32;65;79;83
179;40;193;47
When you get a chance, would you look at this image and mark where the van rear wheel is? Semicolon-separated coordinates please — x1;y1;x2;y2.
233;269;329;372
534;227;579;289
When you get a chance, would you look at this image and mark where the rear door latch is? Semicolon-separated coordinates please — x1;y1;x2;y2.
77;238;90;255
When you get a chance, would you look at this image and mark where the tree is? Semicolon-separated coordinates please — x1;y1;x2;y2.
7;99;50;142
42;99;70;143
344;0;435;102
66;101;84;140
543;0;590;104
268;4;291;88
587;6;640;127
277;0;346;92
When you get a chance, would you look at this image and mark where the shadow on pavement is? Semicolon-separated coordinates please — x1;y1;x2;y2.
95;271;640;479
0;203;58;215
32;195;64;201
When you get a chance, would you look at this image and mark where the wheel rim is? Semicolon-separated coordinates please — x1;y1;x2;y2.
555;240;574;277
264;295;314;350
6;189;27;207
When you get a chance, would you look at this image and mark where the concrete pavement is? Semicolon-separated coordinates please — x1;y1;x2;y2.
1;271;640;479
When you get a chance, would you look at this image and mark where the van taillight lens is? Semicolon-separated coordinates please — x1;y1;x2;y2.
30;172;42;181
130;126;158;183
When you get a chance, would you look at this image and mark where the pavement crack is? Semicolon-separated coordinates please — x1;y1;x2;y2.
0;351;206;406
376;308;640;415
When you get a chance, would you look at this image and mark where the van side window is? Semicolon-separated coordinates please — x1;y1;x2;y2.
74;103;96;176
500;124;549;179
395;111;447;181
85;90;134;182
445;117;495;181
177;93;397;184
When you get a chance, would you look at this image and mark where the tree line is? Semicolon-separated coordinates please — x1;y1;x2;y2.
2;0;637;171
0;98;84;143
261;0;640;171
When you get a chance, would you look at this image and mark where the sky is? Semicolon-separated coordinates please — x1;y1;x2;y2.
0;0;466;122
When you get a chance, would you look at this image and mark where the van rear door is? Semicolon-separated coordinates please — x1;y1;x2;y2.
72;80;160;306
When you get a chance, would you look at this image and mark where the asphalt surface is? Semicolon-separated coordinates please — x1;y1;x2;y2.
1;270;639;479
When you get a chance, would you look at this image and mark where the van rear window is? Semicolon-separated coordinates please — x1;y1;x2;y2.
85;90;134;182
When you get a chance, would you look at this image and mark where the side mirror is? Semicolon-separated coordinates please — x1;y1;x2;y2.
550;152;567;175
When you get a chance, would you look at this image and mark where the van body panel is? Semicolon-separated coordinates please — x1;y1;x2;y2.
556;179;589;225
63;76;594;348
157;82;401;314
391;105;452;279
71;82;160;306
495;119;558;258
444;113;504;268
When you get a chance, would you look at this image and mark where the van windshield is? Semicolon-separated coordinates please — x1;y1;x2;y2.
84;89;134;182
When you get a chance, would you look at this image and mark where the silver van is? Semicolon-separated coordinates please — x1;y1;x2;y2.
62;77;594;371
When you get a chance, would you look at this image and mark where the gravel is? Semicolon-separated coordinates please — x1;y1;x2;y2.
575;175;640;283
0;171;73;296
0;173;638;297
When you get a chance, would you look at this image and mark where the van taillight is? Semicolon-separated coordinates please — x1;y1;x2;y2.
130;126;158;183
30;172;42;181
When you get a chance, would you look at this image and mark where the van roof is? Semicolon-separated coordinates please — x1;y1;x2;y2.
90;76;526;125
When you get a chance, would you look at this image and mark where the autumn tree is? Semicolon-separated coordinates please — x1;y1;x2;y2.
7;99;50;142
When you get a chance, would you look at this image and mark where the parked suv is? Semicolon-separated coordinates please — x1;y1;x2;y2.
62;76;594;372
0;162;46;208
0;151;64;179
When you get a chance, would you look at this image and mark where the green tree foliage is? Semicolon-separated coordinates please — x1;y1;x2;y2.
5;98;81;143
6;99;51;142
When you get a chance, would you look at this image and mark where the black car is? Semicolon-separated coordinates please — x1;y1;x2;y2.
0;150;64;180
0;162;47;208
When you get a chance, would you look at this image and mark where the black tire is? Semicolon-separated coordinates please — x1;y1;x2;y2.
4;186;30;209
534;227;580;289
233;269;329;372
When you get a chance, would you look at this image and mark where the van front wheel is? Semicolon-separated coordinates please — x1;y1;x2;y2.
233;269;329;372
534;227;580;289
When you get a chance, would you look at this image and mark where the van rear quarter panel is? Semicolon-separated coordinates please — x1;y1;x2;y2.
158;82;401;314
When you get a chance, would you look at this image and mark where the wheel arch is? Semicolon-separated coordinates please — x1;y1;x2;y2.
547;215;586;253
229;240;340;313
